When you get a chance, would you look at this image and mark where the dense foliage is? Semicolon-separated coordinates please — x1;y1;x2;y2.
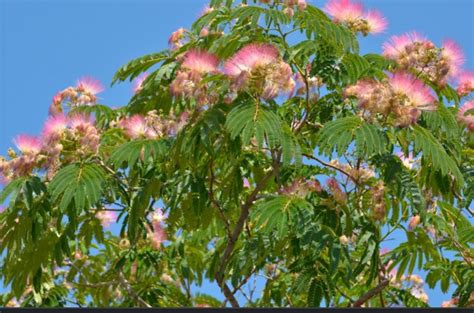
0;0;473;308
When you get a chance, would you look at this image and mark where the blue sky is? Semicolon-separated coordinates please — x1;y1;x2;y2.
0;0;473;307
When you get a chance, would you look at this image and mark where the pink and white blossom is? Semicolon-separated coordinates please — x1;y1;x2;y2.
224;43;279;77
441;39;465;78
14;135;42;155
457;100;474;131
76;77;104;95
324;0;364;23
181;49;219;74
457;71;474;96
382;32;431;59
364;10;387;34
389;72;436;109
132;73;149;94
42;114;68;141
96;210;117;228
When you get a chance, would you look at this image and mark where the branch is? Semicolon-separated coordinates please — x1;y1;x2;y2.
352;279;389;307
215;170;275;307
117;271;152;308
209;160;232;238
303;153;358;183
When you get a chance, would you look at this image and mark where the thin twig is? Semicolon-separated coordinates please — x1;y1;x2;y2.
303;153;358;182
117;271;152;308
353;279;389;307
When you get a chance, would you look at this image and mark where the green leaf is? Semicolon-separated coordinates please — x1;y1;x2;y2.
109;139;169;169
316;116;362;156
411;124;464;184
340;53;371;84
355;123;388;157
112;51;169;84
308;278;324;307
48;163;107;212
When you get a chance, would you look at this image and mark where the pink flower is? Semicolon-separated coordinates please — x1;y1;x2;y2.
120;115;148;139
324;0;364;23
364;10;387;34
243;178;251;188
458;100;474;131
69;114;93;129
397;152;415;169
326;177;347;204
380;248;390;256
441;40;465;78
224;43;279;77
96;210;117;228
42;114;68;141
297;0;307;10
408;215;421;230
149;220;167;249
168;27;185;46
457;71;474;96
181;49;219;74
389;72;436;109
382;32;431;58
441;300;455;308
14;135;42;155
132;73;149;94
76;76;104;95
151;208;166;223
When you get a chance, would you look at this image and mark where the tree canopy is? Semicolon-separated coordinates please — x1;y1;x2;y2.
0;0;473;308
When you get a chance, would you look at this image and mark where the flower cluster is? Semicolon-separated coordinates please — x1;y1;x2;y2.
224;43;295;100
96;210;118;228
0;113;100;182
281;0;307;18
329;160;375;183
168;27;186;50
372;181;386;221
132;73;149;94
457;71;474;96
146;208;167;249
324;0;387;35
457;100;474;132
117;110;188;140
397;152;418;170
383;32;465;85
280;178;322;197
170;49;220;105
345;72;436;127
49;77;104;115
326;177;347;205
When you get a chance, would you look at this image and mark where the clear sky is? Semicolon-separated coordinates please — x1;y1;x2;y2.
0;0;473;307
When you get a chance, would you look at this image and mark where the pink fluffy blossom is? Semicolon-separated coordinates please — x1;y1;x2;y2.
14;135;42;155
132;73;149;94
76;76;104;95
457;71;474;96
96;210;117;228
441;39;465;78
224;43;279;77
42;114;68;141
121;115;147;138
382;32;431;58
149;211;167;249
389;72;436;109
324;0;364;23
168;28;186;49
181;49;219;74
364;10;387;34
396;152;416;169
457;100;474;131
408;215;421;230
